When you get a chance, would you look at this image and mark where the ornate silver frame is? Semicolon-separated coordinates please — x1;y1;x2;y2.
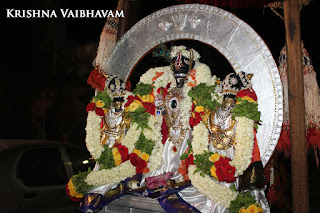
104;4;283;166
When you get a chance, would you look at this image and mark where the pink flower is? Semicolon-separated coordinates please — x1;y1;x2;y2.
145;172;173;189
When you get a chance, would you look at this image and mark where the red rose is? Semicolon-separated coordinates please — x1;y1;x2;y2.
86;102;96;112
95;107;104;116
136;158;148;174
138;157;147;168
116;144;130;162
136;166;144;174
142;102;155;115
87;68;106;91
130;153;139;166
215;157;236;183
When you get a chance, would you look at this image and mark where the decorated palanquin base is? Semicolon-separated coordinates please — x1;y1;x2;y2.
66;4;283;213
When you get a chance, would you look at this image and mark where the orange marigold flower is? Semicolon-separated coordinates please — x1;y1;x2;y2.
96;100;105;108
112;148;122;162
68;179;83;198
239;207;247;213
257;204;263;213
195;106;204;113
133;149;141;156
140;152;150;162
246;204;259;213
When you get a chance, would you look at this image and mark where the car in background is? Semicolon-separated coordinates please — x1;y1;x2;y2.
0;140;95;213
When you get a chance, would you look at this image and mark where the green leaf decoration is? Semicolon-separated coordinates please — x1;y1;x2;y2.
92;91;112;108
187;139;193;152
193;151;215;177
135;133;155;155
188;83;220;110
132;83;153;96
180;153;189;160
231;98;261;127
71;168;93;195
127;107;151;130
96;145;116;170
229;191;257;213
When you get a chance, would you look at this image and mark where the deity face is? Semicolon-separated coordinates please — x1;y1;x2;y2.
171;51;195;88
112;97;124;112
222;97;235;109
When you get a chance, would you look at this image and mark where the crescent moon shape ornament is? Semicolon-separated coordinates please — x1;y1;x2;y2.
104;4;283;166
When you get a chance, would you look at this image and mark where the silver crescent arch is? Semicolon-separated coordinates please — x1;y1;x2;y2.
104;4;283;166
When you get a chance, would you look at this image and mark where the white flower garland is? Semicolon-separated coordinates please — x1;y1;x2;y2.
120;114;163;172
121;122;141;153
85;161;136;186
230;116;255;176
144;114;164;171
192;121;209;155
188;165;238;208
180;85;193;129
193;62;211;85
85;111;104;159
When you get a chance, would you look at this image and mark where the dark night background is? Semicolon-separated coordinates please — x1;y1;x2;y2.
1;0;320;211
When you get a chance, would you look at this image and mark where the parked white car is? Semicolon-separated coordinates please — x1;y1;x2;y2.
0;140;94;213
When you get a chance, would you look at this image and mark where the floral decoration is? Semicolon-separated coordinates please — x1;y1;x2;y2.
66;170;93;201
182;68;260;210
71;80;164;195
229;190;263;213
188;165;238;208
77;46;263;212
85;161;137;186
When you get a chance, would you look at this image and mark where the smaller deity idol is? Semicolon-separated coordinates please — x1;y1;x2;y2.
100;75;130;148
206;71;253;150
